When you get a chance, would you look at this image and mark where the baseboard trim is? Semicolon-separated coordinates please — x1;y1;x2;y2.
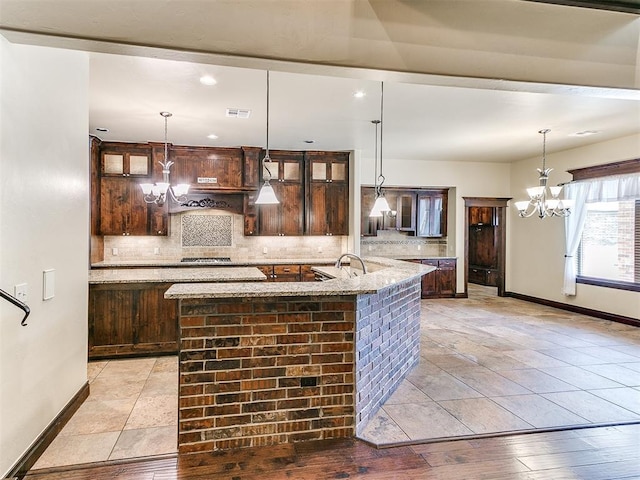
505;291;640;328
8;381;90;479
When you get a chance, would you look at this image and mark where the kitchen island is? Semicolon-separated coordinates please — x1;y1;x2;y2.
165;257;433;453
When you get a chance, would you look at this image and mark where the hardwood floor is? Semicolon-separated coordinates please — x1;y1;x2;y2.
22;423;640;479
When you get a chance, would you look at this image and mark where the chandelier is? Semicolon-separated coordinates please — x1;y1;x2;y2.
369;82;390;217
140;112;190;205
515;129;572;219
255;71;279;205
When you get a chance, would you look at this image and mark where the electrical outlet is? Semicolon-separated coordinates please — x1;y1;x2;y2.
417;244;421;251
112;247;119;256
317;246;323;253
14;283;27;302
262;247;268;254
154;247;160;255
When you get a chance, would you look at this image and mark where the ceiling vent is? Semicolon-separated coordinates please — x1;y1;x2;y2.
226;108;251;119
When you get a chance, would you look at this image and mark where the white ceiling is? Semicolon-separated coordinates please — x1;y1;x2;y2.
2;0;639;163
89;52;640;163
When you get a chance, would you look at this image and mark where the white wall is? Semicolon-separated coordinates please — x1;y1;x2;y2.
360;155;512;292
0;37;89;476
508;133;640;319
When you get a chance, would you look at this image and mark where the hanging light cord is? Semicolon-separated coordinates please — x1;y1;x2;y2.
376;82;386;196
263;70;273;181
541;128;547;171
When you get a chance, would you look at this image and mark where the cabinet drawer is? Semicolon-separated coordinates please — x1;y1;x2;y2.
468;267;486;284
438;259;456;269
273;265;301;281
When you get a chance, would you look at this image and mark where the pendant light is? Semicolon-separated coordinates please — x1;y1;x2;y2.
369;82;390;217
255;71;279;205
140;112;190;205
515;129;572;219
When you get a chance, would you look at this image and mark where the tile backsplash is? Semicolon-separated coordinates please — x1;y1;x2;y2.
102;211;348;262
361;230;448;258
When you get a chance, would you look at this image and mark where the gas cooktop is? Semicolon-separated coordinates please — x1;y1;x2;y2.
180;257;232;263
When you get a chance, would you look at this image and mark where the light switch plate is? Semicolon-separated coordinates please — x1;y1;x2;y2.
43;269;55;300
14;283;28;302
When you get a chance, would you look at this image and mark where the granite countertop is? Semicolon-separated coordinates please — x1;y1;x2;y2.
392;255;457;261
91;258;336;268
89;267;267;284
164;257;435;299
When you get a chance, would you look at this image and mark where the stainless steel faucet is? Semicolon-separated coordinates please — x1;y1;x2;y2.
335;253;367;275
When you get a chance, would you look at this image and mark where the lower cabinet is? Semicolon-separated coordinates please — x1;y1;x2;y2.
88;283;178;359
417;258;457;298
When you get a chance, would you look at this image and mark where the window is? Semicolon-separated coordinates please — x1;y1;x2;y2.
578;200;638;286
563;159;640;295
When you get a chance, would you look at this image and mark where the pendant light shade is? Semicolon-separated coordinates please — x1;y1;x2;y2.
255;71;280;205
255;180;278;204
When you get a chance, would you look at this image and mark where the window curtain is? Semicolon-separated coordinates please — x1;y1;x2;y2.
563;173;640;296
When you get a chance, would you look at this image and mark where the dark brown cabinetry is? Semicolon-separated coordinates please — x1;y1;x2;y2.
88;283;178;359
468;206;498;286
167;145;245;191
361;187;447;238
469;206;496;226
306;152;349;236
98;143;168;236
257;151;305;236
419;258;457;298
417;192;446;237
258;264;302;282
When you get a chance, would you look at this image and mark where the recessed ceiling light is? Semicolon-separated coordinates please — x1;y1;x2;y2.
95;127;109;132
353;91;366;98
226;108;251;119
207;134;219;140
200;75;217;86
571;130;600;137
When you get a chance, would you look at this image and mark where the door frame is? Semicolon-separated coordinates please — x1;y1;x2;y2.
463;197;511;297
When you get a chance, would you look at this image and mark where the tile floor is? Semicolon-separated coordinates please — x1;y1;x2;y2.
32;285;640;469
32;356;178;470
360;284;640;445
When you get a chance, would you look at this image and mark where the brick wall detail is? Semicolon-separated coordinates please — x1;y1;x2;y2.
354;279;422;435
177;278;422;453
178;295;356;453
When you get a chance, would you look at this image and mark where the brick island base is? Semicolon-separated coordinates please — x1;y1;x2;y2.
175;278;421;453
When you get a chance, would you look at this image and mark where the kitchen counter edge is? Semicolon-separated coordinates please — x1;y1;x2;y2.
164;257;434;299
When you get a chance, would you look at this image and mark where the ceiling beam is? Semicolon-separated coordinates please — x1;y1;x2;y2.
524;0;640;14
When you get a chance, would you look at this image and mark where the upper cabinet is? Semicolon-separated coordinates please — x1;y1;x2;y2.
165;145;245;191
305;152;349;236
257;150;305;236
97;142;168;236
101;151;150;177
417;191;446;237
361;187;448;238
469;206;497;226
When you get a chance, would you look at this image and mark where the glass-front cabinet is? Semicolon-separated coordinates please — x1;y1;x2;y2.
417;193;445;237
360;187;447;238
